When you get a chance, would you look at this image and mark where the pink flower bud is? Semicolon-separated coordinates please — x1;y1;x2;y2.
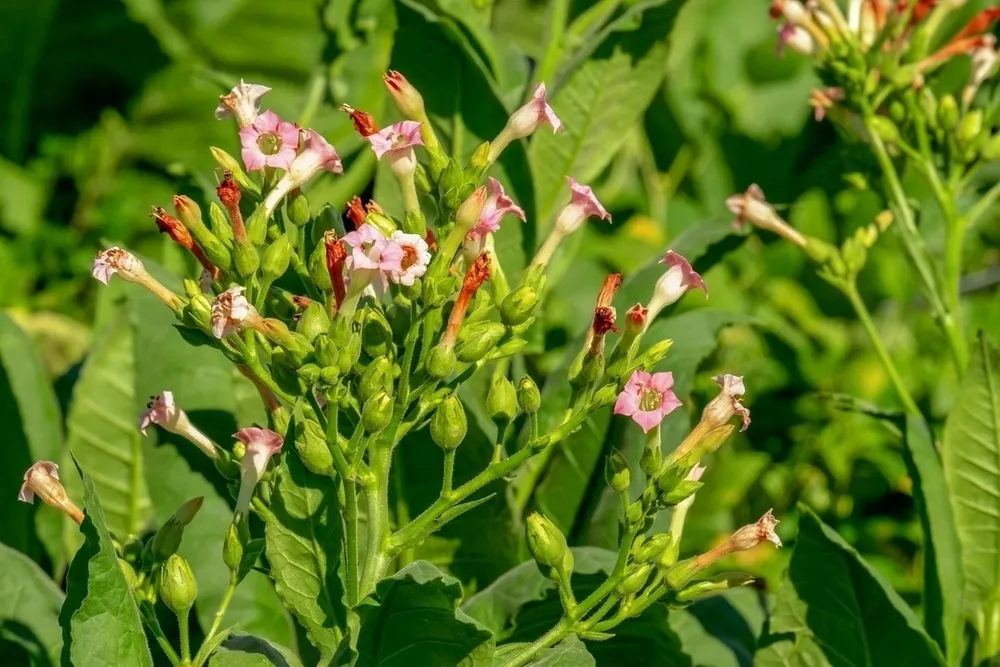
383;70;427;120
725;184;806;247
140;391;218;459
234;427;284;514
614;370;683;433
216;80;271;129
506;83;563;139
468;177;525;239
776;22;815;56
18;461;84;525
646;250;707;322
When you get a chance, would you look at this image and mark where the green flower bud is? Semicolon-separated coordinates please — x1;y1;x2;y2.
640;441;662;477
309;241;333;292
184;293;213;333
633;339;674;372
675;574;754;603
360;357;393;403
659;479;703;506
296;302;331;343
430;395;467;451
173;195;232;270
337;333;362;375
580;351;605;385
626;500;644;525
517;376;541;414
664;556;704;590
414;163;432;194
320;366;340;385
314;334;337;368
607;451;631;493
470;141;490;173
145;497;204;567
616;564;652;597
245;206;268;246
657;536;680;570
982;133;1000;161
868;116;900;145
119;558;139;591
888;101;905;124
426;344;457;379
957;110;984;147
402;210;426;236
455;322;507;363
223;521;244;575
362;308;394;358
487;376;518;426
362;391;393;433
262;234;293;283
439;158;464;196
209;201;235;246
297;363;321;385
938;94;958;130
591;383;619;408
158;554;198;614
365;209;397;237
526;513;572;577
500;285;539;327
288;189;310;226
633;534;672;563
295;418;334;476
234;240;260;278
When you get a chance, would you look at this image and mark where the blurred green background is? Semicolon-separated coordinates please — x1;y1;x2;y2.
3;0;999;639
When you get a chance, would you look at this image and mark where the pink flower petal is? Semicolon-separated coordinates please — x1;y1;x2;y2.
614;390;640;417
255;109;280;133
632;410;663;434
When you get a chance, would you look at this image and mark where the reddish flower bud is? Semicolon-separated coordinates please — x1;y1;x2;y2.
625;303;648;335
217;171;246;242
383;70;427;120
340;104;379;137
345;196;366;230
325;231;348;310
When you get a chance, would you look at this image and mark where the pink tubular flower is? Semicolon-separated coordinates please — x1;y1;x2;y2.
389;230;431;286
809;87;845;122
261;129;343;219
646;249;708;322
19;461;84;525
531;177;611;268
705;373;751;432
234;427;284;514
239;110;299;172
367;121;424;160
469;177;525;238
614;370;683;433
216;80;271;128
210;286;261;339
92;247;144;285
725;184;806;247
568;177;610;222
508;83;563;137
139;391;218;459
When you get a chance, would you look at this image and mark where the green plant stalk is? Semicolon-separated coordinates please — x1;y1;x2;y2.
360;442;392;597
141;604;181;666
967;181;1000;227
512;406;575;515
980;599;1000;660
862;113;967;370
178;608;191;665
533;0;571;90
196;575;237;666
442;449;456;496
345;480;360;606
843;282;921;415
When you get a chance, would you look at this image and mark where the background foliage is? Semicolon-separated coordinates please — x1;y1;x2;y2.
2;0;999;664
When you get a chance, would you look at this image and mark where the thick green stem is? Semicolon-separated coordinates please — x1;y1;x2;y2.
843;282;921;415
345;481;360;606
359;440;393;596
205;576;236;645
534;0;571;87
178;608;191;665
442;449;456;496
499;621;573;667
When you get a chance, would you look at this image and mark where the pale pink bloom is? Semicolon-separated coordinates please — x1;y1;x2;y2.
139;391;218;458
210;286;259;339
261;130;343;219
389;230;431;286
239;110;299;171
216;80;271;128
469;177;525;238
343;224;404;291
92;247;145;285
234;427;284;514
614;370;683;433
644;250;707;323
777;22;814;56
509;83;563;137
704;373;751;432
730;509;781;550
725;184;806;247
366;121;424;160
568;177;611;221
770;0;809;25
19;461;83;524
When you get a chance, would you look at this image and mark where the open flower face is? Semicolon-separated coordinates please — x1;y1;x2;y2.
367;121;424;160
239;110;299;171
389;230;431;286
614;370;683;433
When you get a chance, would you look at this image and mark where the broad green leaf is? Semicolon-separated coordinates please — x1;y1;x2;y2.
770;507;945;667
345;560;494;666
0;542;64;666
529;2;686;229
266;449;347;661
902;416;963;666
125;277;293;648
943;334;1000;618
0;310;63;562
493;636;596;667
669;587;766;667
60;467;154;667
209;634;304;667
64;310;151;540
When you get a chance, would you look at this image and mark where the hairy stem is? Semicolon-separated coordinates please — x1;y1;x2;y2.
178;608;191;665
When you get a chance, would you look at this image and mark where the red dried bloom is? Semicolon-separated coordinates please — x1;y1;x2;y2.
324;231;348;309
593;306;620;336
424;227;438;252
152;206;219;278
345;196;366;230
216;171;246;242
340;104;379;137
442;253;492;347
